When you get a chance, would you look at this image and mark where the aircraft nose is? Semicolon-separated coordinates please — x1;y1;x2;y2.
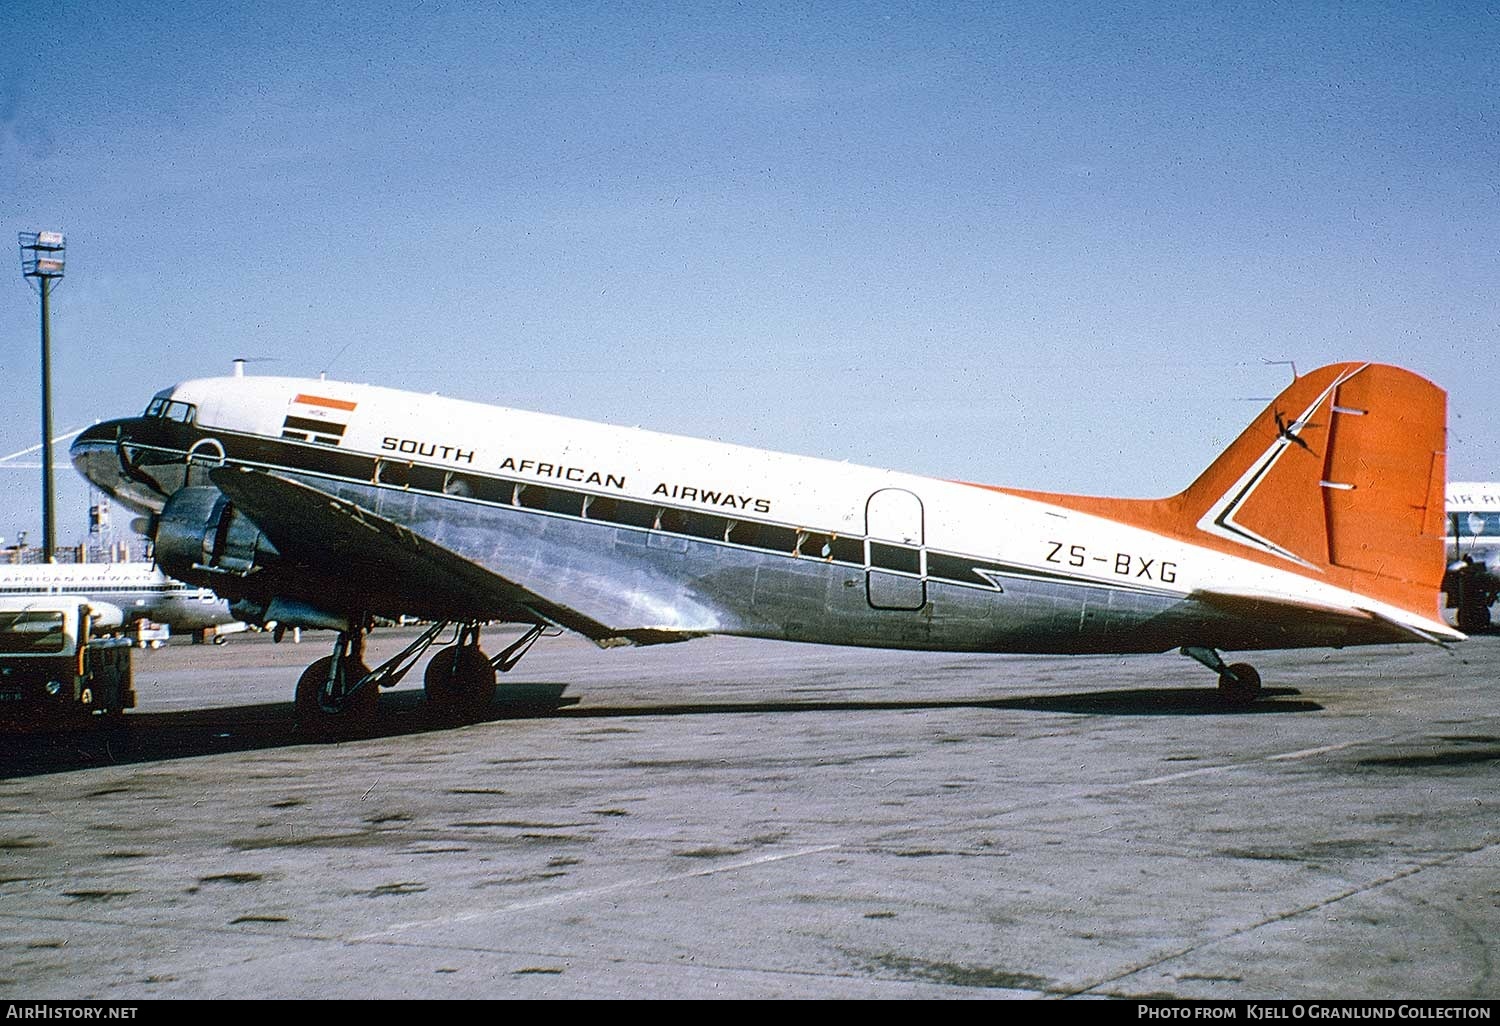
71;419;122;453
71;417;169;516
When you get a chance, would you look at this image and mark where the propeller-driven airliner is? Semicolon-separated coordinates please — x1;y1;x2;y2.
71;361;1457;735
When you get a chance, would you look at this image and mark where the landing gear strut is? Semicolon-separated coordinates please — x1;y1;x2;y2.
295;625;376;737
1181;646;1263;706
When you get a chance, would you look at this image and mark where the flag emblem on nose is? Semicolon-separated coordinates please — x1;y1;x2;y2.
282;393;357;446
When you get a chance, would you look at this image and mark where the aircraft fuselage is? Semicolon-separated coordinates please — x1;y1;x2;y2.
71;372;1452;658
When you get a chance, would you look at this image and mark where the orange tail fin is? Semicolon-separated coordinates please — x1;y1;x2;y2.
1000;363;1449;621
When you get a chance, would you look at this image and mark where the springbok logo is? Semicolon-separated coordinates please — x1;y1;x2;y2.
1195;364;1368;569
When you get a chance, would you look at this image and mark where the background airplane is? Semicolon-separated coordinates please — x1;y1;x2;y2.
0;561;242;642
1444;481;1500;632
71;361;1456;736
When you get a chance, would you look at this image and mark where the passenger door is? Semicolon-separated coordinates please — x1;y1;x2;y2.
865;488;926;611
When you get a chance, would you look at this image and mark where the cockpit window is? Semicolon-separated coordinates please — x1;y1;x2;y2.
143;397;198;424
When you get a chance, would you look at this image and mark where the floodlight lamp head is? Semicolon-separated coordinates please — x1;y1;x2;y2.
19;231;66;280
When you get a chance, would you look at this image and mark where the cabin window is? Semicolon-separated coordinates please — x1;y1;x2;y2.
407;465;447;494
467;477;510;504
727;520;798;554
795;531;833;560
517;485;549;511
829;536;863;564
375;459;410;488
726;521;762;547
299;448;373;482
600;498;658;530
543;489;584;517
679;511;727;541
442;473;475;498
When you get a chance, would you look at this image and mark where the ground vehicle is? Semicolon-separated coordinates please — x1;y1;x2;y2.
132;620;171;649
0;598;135;729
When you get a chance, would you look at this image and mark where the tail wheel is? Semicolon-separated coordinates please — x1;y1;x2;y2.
1218;663;1262;706
425;645;498;720
295;655;376;738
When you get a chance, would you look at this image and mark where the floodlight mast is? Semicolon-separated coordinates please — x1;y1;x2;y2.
19;231;66;562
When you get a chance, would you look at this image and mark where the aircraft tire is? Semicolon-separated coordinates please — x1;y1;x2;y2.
295;656;376;739
424;645;498;721
1218;663;1262;706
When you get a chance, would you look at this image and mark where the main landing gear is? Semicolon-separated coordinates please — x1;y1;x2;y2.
293;619;555;738
295;627;376;738
1180;646;1263;706
425;623;497;721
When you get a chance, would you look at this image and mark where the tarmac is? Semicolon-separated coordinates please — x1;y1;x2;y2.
0;628;1496;1000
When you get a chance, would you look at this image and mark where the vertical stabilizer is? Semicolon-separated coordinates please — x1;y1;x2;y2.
995;363;1449;622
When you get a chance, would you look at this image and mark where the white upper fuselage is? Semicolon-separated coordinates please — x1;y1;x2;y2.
132;374;1453;639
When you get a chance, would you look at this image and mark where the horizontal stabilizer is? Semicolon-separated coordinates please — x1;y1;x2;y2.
1190;588;1462;648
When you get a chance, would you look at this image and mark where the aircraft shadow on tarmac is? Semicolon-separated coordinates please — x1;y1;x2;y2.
564;685;1320;721
0;683;1319;780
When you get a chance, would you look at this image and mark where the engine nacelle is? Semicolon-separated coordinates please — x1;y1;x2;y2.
155;486;280;583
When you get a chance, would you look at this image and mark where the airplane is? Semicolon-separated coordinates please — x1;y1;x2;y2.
70;361;1458;736
0;560;243;642
1444;481;1500;632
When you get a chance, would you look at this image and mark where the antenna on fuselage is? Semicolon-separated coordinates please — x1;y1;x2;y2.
319;339;354;381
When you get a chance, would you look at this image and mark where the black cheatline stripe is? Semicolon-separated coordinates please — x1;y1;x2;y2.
926;551;1177;598
283;415;346;436
121;430;1183;602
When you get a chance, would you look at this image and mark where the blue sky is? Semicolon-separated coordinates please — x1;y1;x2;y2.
2;1;1496;549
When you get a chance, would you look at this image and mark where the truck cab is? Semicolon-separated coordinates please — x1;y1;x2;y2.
0;598;135;729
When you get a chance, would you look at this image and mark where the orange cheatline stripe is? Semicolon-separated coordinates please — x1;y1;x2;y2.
293;393;358;412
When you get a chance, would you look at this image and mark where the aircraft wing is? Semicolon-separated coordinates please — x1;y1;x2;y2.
208;466;642;643
1188;589;1462;648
